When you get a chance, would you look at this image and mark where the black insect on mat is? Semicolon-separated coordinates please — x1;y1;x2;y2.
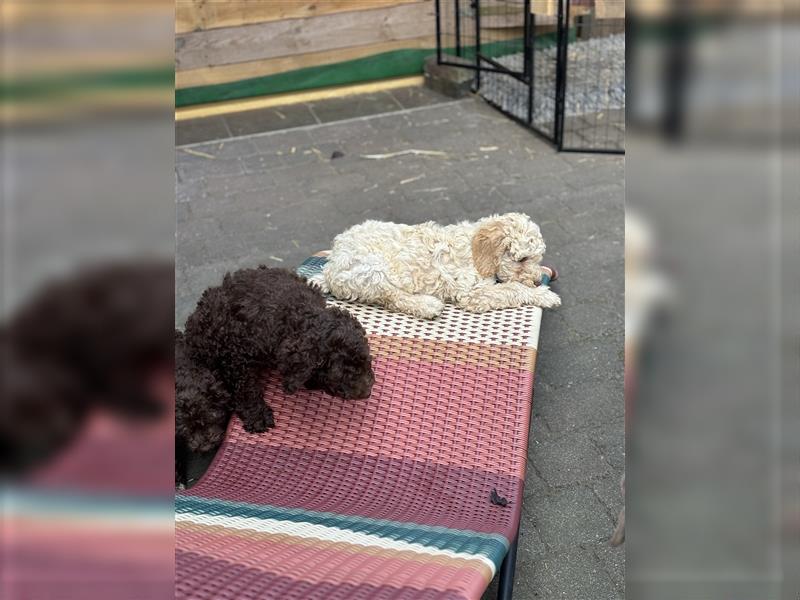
490;488;511;507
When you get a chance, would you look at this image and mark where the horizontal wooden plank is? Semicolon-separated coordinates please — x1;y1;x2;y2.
596;0;625;19
7;55;170;78
5;1;171;27
176;0;424;34
176;2;436;70
176;35;437;89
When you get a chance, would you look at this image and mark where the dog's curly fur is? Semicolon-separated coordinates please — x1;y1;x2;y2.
1;261;174;475
175;331;230;454
178;266;374;452
310;213;561;319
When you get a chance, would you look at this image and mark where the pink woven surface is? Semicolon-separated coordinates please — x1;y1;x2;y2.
178;288;543;600
227;358;532;477
179;524;489;591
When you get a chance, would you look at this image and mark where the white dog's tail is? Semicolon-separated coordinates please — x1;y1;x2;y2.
306;272;330;294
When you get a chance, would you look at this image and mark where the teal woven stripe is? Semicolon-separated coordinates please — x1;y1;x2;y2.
5;487;173;518
177;494;509;567
296;255;328;279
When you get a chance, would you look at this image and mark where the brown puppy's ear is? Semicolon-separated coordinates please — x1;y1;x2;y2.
471;220;507;278
276;337;318;394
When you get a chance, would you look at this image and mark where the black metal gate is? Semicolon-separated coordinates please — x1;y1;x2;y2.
436;0;625;153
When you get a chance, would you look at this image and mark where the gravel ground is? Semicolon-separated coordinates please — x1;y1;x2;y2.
479;33;625;129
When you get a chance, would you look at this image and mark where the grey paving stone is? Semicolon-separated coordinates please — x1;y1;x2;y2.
535;338;624;391
325;185;395;222
589;422;626;472
199;172;276;199
241;148;321;173
564;161;625;191
533;484;615;549
559;151;624;169
522;467;552;503
556;183;625;221
536;309;572;355
452;182;516;216
550;237;623;273
591;540;626;595
529;547;622;599
186;187;270;221
557;199;625;241
396;190;469;224
176;201;191;224
365;111;415;133
250;129;313;152
308;91;402;123
395;126;472;151
177;139;259;160
307;121;387;151
264;162;339;193
175;155;243;182
530;430;612;488
390;85;451;109
536;379;623;436
338;155;432;186
224;104;317;136
499;152;575;180
176;117;230;146
548;260;621;311
556;299;624;343
176;218;224;272
496;174;578;208
591;474;625;523
175;177;208;204
405;102;470;128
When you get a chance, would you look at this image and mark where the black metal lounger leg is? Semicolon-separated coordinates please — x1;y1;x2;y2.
497;535;519;600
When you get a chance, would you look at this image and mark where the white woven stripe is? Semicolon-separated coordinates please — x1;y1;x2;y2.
326;298;542;350
176;512;496;575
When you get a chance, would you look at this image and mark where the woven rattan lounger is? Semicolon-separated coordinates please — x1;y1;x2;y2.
176;253;554;600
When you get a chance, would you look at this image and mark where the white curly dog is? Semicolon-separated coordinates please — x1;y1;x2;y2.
310;213;561;319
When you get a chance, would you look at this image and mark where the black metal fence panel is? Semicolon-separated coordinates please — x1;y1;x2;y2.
437;0;624;153
561;11;625;151
436;0;530;77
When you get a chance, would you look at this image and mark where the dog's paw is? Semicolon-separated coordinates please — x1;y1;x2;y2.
412;295;445;319
534;287;561;309
243;408;275;433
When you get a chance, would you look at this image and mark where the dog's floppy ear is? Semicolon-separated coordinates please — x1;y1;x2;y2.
471;219;507;278
276;336;320;394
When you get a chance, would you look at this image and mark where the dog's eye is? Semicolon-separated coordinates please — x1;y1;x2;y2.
517;257;529;263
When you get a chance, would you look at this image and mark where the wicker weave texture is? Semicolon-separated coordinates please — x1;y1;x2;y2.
177;254;543;600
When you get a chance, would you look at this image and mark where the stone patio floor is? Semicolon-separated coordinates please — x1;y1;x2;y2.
176;85;625;599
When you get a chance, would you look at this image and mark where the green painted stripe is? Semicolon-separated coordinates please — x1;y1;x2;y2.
1;67;173;103
176;494;509;567
176;47;438;108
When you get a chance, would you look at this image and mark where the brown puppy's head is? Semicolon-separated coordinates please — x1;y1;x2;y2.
471;213;547;284
282;308;374;400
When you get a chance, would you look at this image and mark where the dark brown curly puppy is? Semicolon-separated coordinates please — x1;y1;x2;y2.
175;330;230;486
175;330;230;453
1;260;174;476
181;266;374;438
